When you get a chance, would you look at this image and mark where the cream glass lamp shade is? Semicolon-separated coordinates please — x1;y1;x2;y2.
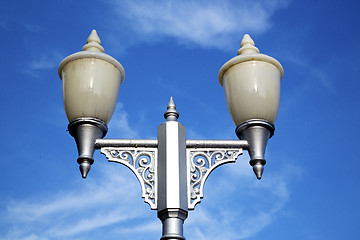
218;34;283;126
58;30;125;124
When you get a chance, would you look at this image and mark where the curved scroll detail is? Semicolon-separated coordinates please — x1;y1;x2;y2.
101;147;158;210
187;149;243;210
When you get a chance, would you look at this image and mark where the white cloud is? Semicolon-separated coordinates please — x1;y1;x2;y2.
7;173;132;222
107;102;140;139
28;52;62;73
285;54;334;89
110;0;291;50
1;165;151;240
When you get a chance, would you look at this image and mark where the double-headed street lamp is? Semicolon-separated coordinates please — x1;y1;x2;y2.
58;30;283;240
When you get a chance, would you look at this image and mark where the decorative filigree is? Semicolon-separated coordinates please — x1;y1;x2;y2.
101;147;157;210
187;149;243;210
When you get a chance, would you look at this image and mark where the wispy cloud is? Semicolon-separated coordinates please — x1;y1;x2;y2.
109;0;290;50
285;53;334;89
1;165;151;240
107;102;141;138
28;52;62;71
26;51;63;78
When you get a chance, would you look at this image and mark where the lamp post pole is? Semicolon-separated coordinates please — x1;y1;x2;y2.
58;30;283;240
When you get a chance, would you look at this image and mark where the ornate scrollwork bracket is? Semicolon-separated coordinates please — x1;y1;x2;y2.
101;147;158;210
187;148;243;210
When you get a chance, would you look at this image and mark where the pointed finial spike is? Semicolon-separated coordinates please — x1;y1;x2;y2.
253;162;264;180
87;30;101;44
79;161;91;178
241;34;254;47
164;97;179;121
168;96;175;108
237;34;259;55
82;29;105;52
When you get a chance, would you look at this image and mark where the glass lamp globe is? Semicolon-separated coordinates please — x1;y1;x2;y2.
218;34;283;127
58;30;125;125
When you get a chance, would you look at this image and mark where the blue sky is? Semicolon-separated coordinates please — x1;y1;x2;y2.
0;0;359;239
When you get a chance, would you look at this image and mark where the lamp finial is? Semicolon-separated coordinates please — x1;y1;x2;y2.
82;29;105;52
237;34;259;55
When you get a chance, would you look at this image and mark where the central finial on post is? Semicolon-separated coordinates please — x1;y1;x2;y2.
164;97;179;121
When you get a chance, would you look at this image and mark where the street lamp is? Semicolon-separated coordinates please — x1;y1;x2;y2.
58;30;283;240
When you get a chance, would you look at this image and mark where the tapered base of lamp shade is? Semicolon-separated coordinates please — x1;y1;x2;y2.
235;119;275;180
68;118;108;178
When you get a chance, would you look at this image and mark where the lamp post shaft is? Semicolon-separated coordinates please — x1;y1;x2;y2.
160;217;185;240
157;98;188;239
